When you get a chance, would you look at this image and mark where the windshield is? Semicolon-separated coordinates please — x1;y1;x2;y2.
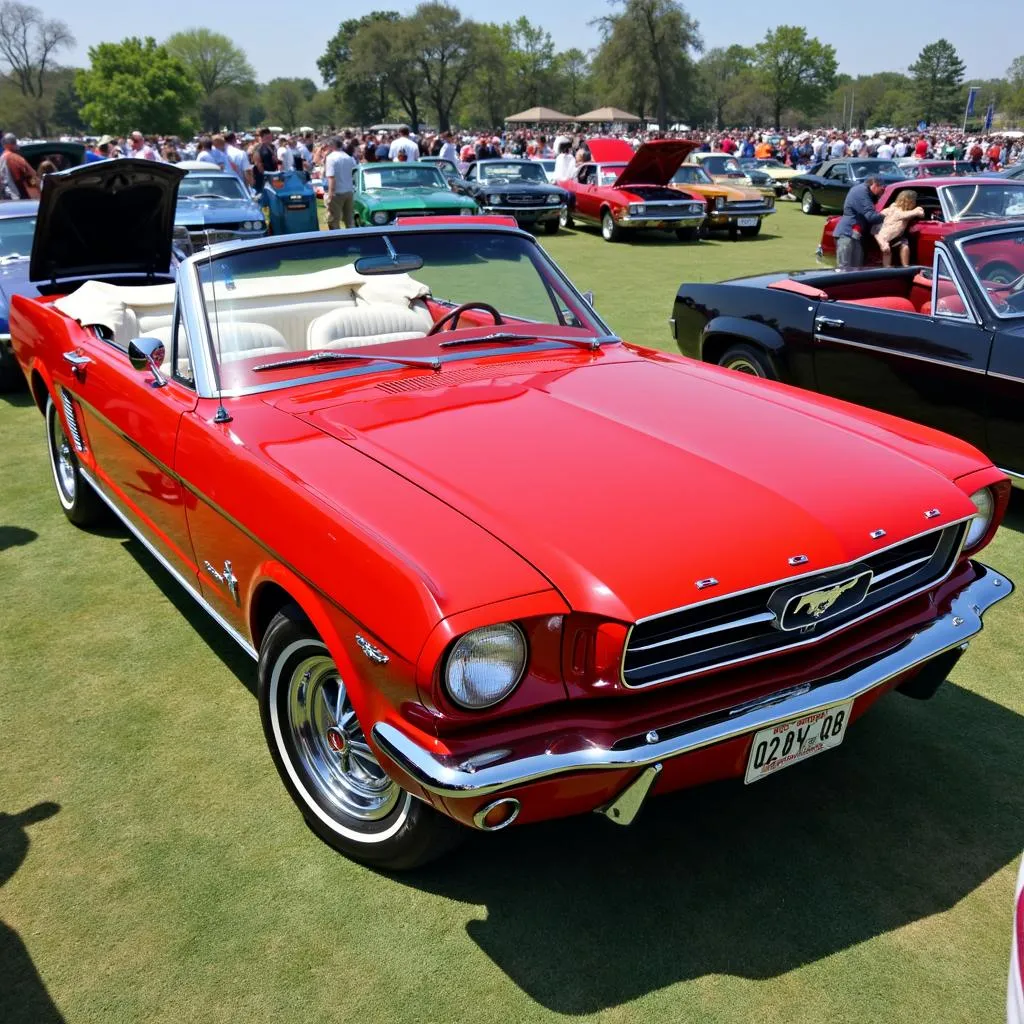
598;165;625;185
195;230;606;393
180;176;247;200
478;162;547;183
671;166;714;186
361;166;446;190
701;156;743;175
944;183;1024;221
959;228;1024;317
0;215;35;259
850;160;901;179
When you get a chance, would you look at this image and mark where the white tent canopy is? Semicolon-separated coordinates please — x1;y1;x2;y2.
576;107;641;123
504;106;574;123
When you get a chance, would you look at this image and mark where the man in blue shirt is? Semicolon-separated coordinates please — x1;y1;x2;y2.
84;136;112;162
833;176;885;270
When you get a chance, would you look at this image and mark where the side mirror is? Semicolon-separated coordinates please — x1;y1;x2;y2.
582;290;595;307
127;337;167;387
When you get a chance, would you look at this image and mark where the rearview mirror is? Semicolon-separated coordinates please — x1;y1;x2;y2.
354;253;425;275
127;337;167;388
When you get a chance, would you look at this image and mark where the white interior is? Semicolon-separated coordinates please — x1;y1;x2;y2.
52;264;436;364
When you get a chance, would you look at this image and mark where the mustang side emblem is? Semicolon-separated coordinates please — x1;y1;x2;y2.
793;577;863;619
202;559;239;604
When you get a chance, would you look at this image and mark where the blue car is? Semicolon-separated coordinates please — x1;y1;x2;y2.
173;163;267;252
0;200;40;389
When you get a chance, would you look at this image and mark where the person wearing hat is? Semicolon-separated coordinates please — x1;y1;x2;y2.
0;134;38;199
85;135;113;162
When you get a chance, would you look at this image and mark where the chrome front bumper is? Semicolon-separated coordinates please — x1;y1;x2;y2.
480;204;563;220
711;206;776;221
618;213;705;227
373;563;1011;799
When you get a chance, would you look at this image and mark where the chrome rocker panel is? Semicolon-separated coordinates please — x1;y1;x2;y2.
373;563;1012;799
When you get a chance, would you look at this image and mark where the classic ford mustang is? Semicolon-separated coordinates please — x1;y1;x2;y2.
557;138;706;242
450;159;568;234
672;220;1024;480
791;158;908;214
353;162;477;226
11;161;1013;869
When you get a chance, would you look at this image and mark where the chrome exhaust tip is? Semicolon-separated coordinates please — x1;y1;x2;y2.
473;797;521;831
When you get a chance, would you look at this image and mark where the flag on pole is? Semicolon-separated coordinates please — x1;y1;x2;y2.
966;87;980;117
984;103;994;132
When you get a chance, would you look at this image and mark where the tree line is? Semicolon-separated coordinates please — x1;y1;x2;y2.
1;0;1023;137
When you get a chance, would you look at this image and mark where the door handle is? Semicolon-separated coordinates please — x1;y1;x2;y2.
62;350;93;376
815;316;845;330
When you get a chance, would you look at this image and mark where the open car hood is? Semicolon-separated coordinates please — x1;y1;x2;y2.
30;159;185;283
588;138;701;188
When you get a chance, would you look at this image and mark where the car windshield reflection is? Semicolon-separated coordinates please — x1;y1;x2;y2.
194;230;605;393
945;183;1024;221
959;227;1024;318
361;166;447;190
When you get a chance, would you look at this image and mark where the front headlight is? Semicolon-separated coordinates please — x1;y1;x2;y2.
460;207;473;215
629;202;646;215
371;211;390;225
546;194;561;205
445;623;527;709
964;487;995;549
486;193;502;205
714;197;724;209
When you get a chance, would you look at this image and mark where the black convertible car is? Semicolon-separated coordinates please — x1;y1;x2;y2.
451;159;569;234
791;158;908;214
672;220;1024;482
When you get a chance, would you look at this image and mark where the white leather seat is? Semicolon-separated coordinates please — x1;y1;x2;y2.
306;304;433;350
210;322;290;363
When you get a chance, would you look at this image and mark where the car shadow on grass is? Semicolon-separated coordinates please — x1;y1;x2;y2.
0;526;37;551
0;802;66;1024
400;683;1024;1014
0;389;35;410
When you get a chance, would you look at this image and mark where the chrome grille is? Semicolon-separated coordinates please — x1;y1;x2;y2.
724;200;767;211
641;202;703;219
59;389;85;452
623;522;968;688
504;193;541;205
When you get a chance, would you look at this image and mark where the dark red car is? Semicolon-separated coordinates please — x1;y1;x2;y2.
819;176;1024;267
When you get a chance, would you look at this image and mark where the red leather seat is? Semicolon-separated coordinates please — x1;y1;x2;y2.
840;296;917;313
920;295;965;317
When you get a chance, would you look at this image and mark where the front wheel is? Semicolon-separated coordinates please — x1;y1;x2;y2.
601;209;622;242
801;190;819;215
717;343;778;380
45;395;106;526
559;206;573;229
258;607;463;870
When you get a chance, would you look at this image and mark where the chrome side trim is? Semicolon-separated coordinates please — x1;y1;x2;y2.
999;467;1024;490
813;333;987;374
372;565;1011;799
80;467;258;660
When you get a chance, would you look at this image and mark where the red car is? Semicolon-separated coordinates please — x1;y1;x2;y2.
12;159;1013;869
558;138;706;242
819;176;1024;266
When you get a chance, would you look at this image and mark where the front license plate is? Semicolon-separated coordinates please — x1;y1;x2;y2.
737;216;758;227
744;700;853;784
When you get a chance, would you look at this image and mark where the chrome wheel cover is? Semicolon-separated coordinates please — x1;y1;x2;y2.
601;213;614;239
49;405;77;502
286;655;399;821
801;192;813;213
724;357;763;376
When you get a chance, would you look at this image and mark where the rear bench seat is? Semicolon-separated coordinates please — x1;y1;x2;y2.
838;296;917;313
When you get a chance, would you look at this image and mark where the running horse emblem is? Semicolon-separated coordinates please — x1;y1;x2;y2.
793;576;862;619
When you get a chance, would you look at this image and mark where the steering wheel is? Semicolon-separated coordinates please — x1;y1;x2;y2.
427;301;504;335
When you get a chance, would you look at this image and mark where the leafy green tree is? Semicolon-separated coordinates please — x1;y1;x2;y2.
50;75;85;132
165;29;254;118
754;25;837;128
593;0;703;130
261;77;317;128
504;17;556;108
909;39;965;124
554;47;591;115
698;45;753;126
463;23;512;127
0;1;73;100
409;2;476;132
76;37;199;135
350;18;424;129
318;12;400;125
1008;56;1024;118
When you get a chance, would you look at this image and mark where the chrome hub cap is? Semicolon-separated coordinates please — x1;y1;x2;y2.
287;655;399;821
726;358;761;376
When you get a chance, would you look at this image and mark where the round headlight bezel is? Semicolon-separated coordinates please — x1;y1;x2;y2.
629;202;646;215
486;193;503;205
964;486;995;550
371;210;390;225
443;623;528;710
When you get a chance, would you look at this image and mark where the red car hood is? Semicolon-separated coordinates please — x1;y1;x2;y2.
588;138;700;188
278;351;982;623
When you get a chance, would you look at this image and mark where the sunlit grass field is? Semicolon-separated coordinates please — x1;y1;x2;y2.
2;202;1022;1023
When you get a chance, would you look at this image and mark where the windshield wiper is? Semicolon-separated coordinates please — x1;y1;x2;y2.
438;331;620;351
252;350;441;373
0;253;28;265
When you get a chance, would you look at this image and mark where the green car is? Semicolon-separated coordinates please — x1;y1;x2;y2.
354;162;478;225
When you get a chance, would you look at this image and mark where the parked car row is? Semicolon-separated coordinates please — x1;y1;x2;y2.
3;159;1014;874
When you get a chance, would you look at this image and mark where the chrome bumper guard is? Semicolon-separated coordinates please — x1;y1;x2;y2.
713;206;776;219
480;205;563;217
373;564;1011;800
619;213;705;227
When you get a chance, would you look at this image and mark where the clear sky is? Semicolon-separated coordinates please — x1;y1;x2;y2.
42;0;1018;88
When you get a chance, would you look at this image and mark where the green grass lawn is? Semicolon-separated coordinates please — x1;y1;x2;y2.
2;202;1023;1023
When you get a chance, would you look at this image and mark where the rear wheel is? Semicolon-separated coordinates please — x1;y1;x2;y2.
739;221;762;237
258;606;463;870
601;209;622;242
45;395;106;527
717;343;778;380
801;190;819;215
675;227;700;242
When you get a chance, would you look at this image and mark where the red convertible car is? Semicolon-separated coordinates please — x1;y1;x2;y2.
557;138;706;242
819;176;1024;267
11;160;1013;869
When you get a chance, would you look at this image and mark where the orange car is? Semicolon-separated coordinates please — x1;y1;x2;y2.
669;163;775;238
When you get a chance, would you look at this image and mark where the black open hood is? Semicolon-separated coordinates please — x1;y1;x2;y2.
30;159;185;284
